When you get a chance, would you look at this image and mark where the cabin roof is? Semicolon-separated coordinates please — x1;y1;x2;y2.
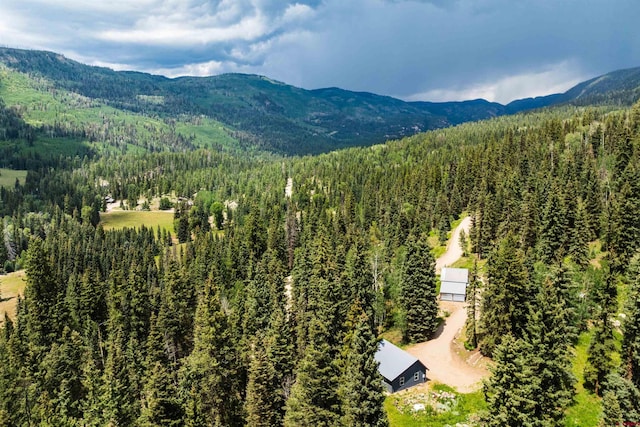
375;339;423;381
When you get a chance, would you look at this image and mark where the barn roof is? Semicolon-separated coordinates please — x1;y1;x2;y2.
440;267;469;283
375;339;423;381
440;280;468;295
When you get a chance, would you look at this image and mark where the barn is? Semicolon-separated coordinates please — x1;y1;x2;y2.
375;339;427;393
439;267;469;302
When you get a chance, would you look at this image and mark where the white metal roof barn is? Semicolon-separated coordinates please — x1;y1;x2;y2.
439;267;469;302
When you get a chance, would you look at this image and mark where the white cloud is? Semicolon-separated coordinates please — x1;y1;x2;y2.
149;59;229;78
281;3;315;23
98;14;269;46
405;61;587;104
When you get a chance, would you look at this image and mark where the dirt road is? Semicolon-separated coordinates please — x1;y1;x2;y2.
405;302;487;392
435;216;471;273
404;215;488;392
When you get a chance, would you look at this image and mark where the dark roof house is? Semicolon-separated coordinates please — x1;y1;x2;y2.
375;339;427;393
440;267;469;302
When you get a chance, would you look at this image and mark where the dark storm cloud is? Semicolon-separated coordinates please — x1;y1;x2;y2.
0;0;638;103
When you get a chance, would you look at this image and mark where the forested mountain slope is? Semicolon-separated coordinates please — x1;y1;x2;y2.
1;95;640;424
2;47;640;155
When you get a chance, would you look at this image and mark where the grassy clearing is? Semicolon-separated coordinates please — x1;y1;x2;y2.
100;210;175;232
564;332;602;426
588;240;605;269
175;117;239;150
385;383;486;427
0;270;27;321
429;230;446;259
451;255;487;274
0;168;28;188
381;328;404;346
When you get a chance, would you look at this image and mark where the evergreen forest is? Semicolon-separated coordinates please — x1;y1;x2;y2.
1;49;640;426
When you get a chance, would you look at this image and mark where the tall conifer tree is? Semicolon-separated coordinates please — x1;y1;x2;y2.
400;234;438;343
339;311;388;427
479;233;531;356
181;279;243;427
284;318;341;427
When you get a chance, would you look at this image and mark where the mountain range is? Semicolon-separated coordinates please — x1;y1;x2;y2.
1;47;640;155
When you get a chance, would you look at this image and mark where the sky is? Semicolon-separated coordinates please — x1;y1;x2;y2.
0;0;639;104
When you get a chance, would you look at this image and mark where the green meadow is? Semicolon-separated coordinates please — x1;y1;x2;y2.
100;210;175;232
0;270;27;321
0;168;28;188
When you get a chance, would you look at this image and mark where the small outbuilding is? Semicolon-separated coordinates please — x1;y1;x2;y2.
439;267;469;302
375;339;427;393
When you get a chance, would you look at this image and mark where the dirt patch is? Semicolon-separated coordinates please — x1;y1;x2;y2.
285;177;293;198
405;302;489;393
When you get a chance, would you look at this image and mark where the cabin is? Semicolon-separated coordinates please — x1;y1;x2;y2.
375;339;427;393
439;267;469;302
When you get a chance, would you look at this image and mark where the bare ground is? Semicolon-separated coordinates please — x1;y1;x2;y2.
405;302;488;392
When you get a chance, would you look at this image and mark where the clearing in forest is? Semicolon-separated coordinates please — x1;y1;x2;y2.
0;168;28;188
0;270;26;321
100;210;175;232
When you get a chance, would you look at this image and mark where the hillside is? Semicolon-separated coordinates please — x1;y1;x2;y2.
2;47;639;155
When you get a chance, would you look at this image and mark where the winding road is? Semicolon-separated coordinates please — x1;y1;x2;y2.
435;216;471;273
405;216;489;393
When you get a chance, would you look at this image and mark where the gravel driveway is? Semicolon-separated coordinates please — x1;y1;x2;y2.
405;216;489;392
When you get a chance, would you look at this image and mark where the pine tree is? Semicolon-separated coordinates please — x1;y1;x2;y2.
601;373;640;424
245;340;281;427
584;311;616;396
344;237;375;321
538;184;566;264
484;335;538;426
464;260;480;349
81;352;106;426
38;327;89;424
518;190;538;252
400;234;438;343
181;279;243;427
138;361;183;426
581;157;602;238
606;163;640;268
339;311;388;427
479;233;531;356
284;317;341;427
138;314;183;426
584;263;618;396
601;391;624;427
101;326;142;426
526;275;576;423
265;307;294;418
176;207;191;244
23;237;58;348
158;260;196;363
0;316;22;425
